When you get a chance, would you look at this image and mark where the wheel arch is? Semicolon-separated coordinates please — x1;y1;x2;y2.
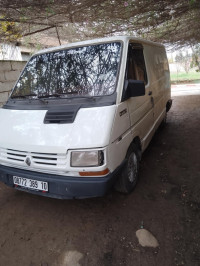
115;136;141;194
129;136;142;160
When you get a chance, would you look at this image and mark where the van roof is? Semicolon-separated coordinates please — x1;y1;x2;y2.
35;36;164;55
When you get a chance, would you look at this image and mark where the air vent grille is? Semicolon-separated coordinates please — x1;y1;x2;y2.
44;111;76;124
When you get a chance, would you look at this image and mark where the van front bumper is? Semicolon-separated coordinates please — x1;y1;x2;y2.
0;164;123;199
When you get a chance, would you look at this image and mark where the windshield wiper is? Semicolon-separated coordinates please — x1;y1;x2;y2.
11;93;37;99
11;92;95;101
37;91;79;98
11;93;48;104
37;92;96;101
57;91;96;100
11;95;26;99
66;95;96;100
38;93;62;99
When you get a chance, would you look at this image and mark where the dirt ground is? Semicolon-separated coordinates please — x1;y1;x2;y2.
0;93;200;266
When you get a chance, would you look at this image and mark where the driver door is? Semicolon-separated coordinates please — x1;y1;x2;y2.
124;42;154;149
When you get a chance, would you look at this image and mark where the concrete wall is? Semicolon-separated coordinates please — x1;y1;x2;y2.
0;60;26;106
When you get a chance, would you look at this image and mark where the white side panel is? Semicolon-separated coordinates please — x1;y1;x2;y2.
127;95;154;140
108;102;132;171
143;44;171;122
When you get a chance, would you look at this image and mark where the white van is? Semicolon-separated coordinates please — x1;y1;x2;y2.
0;36;172;199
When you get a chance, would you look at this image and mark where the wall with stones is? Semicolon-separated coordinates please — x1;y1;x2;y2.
0;60;26;107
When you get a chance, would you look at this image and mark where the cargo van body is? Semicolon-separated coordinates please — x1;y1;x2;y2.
0;36;172;198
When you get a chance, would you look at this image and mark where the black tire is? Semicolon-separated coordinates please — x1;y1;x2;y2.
160;112;167;128
115;144;139;194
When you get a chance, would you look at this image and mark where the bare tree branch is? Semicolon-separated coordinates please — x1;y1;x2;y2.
0;0;199;47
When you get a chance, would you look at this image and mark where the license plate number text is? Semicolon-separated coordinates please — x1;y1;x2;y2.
13;176;48;192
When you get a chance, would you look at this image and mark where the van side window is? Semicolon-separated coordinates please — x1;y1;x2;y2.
127;43;148;85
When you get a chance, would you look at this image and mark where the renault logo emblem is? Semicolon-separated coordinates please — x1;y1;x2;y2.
25;157;31;166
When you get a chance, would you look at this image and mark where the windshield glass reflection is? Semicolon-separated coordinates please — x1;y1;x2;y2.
11;42;121;99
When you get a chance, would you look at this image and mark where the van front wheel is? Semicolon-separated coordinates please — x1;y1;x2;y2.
115;145;139;194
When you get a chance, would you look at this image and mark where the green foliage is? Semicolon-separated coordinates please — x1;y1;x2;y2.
0;16;22;41
45;6;55;15
189;0;197;5
170;71;200;82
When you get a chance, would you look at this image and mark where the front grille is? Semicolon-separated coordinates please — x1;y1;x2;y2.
0;148;67;171
6;149;26;162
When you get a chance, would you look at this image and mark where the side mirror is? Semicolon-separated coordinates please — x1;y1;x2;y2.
124;80;145;99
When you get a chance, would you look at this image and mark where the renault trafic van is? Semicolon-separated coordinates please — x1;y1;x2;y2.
0;36;172;199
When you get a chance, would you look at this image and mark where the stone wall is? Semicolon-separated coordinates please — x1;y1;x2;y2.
0;60;26;106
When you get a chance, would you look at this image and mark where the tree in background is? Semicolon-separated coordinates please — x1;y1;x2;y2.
175;51;191;74
183;51;191;74
175;52;183;74
191;45;200;72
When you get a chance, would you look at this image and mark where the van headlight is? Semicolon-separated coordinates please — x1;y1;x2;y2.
71;150;104;167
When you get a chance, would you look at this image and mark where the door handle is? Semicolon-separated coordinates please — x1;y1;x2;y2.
148;91;152;96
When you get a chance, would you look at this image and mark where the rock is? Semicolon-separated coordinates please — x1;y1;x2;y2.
53;250;83;266
63;251;83;266
136;229;159;248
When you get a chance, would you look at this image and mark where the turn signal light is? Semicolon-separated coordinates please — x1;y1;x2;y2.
79;168;109;177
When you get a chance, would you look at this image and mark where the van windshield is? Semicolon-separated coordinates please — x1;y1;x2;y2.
11;42;121;99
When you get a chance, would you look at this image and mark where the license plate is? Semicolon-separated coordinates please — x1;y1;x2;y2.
13;176;48;192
